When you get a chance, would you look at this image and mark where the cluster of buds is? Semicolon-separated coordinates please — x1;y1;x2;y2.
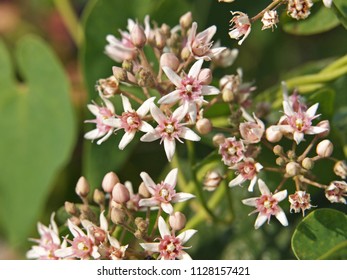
27;169;197;260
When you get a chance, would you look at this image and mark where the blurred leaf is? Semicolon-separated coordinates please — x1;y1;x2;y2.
0;36;76;246
283;5;340;35
308;87;335;118
291;209;347;259
332;0;347;29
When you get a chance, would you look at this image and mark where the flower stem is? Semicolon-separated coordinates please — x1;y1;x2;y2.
251;0;287;22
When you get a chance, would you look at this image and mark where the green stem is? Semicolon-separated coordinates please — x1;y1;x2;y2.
53;0;83;47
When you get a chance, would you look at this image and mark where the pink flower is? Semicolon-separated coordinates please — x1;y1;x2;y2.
242;179;288;229
325;181;347;204
289;191;313;216
107;234;128;260
84;93;115;145
140;104;200;162
140;216;197;260
228;158;263;192
80;211;108;246
272;94;327;144
139;168;195;214
187;22;226;60
228;12;251;45
104;94;154;149
219;136;246;166
26;213;64;260
159;59;220;122
239;108;265;144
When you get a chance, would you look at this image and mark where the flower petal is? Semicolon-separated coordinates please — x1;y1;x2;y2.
188;59;203;79
293;131;304;144
164;138;176;162
96;129;113;145
139;172;156;194
140;242;160;252
162;66;182;88
139;197;158;207
158;216;170;238
54;247;74;258
177;229;197;245
140;130;161;142
258;179;270;195
158;90;181;105
150;104;166;124
103;117;121;128
119;131;135;150
228;174;245;187
120;94;132;112
179;127;201;141
248;176;257;192
84;129;104;140
306;103;319;118
201;85;220;96
164;168;178;187
137;97;155;117
254;213;268;229
273;189;287;202
87;104;100;116
241;197;258;207
275;208;288;227
161;202;174;214
139;121;153;133
172;192;195;203
178;251;192;260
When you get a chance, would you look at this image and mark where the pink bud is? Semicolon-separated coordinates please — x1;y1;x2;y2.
102;172;120;193
196;118;212;135
112;183;130;204
266;126;283;143
160;53;180;71
131;23;147;48
75;176;90;197
179;11;192;29
198;68;213;85
169;212;186;231
316;120;330;138
316;139;333;158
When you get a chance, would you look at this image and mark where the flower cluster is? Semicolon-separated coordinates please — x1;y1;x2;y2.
27;168;196;260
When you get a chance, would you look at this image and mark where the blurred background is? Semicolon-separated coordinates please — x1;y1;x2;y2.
0;0;346;259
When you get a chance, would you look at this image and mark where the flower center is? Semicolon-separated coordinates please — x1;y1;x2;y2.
160;188;169;200
295;118;304;131
159;235;182;260
165;123;175;134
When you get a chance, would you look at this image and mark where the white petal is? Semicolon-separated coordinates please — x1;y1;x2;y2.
139;198;158;207
306;126;328;135
54;247;74;258
200;25;216;43
140;130;161;142
188;59;204;79
87;104;99;116
172;192;195;203
201;85;220;96
273;189;287;202
84;129;104;140
283;100;294;116
306;103;319;118
258;179;270;195
172;104;188;122
293;131;304;144
108;234;120;248
254;213;268;229
187;22;197;51
139;172;156;194
102;97;115;113
164;138;176;162
139;121;153;133
103;117;121;128
119;131;135;150
162;66;182;88
158;216;170;238
150;104;166;124
179;127;201;141
178;251;192;260
99;211;108;231
96;129;113;145
121;94;132;112
137;97;155;117
140;242;160;252
158;90;181;105
275;208;288;226
161;202;174;214
241;197;258;207
68;219;85;238
164;168;178;187
248;177;257;192
177;229;197;244
228;174;245;187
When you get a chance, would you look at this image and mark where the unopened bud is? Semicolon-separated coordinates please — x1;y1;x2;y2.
79;204;97;222
160;53;180;72
169;212;186;231
302;157;314;170
266;126;283;143
64;201;79;216
155;29;166;49
287;150;296;160
198;68;213;85
102;172;120;193
196;118;212;135
160;24;171;37
110;207;126;224
222;89;234;103
273;145;283;155
131;23;147;48
179;11;193;29
122;60;133;72
181;46;190;61
75;176;90;198
316;120;330;138
334;161;347;179
93;189;105;205
136;67;155;87
203;170;223;191
276;157;286;166
112;66;127;81
286;162;301;177
316;139;333;158
135;217;148;232
112;183;130;204
138;182;151;198
212;133;226;147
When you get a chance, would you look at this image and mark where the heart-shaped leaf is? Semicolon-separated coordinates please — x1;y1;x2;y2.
0;36;76;247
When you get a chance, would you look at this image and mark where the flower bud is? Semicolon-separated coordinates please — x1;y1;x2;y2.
160;23;171;37
334;161;347;179
203;170;223;191
122;60;133;72
302;157;314;170
112;183;130;204
135;217;148;232
180;46;190;61
276;157;286;166
266;126;283;143
212;133;226;147
64;201;80;216
138;182;151;198
316;139;333;158
93;189;105;205
179;11;192;29
102;172;120;193
155;29;166;50
316;120;330;138
110;207;126;224
75;176;90;198
131;23;147;48
325;181;347;204
273;145;283;156
222;89;234;103
285;162;301;177
160;53;180;72
169;212;186;231
198;68;213;85
196;118;212;135
112;66;127;81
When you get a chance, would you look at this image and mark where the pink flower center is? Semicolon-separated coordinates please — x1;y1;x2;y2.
158;117;181;140
179;76;202;102
89;226;106;245
219;138;245;165
159;235;183;260
287;112;311;132
96;107;114;133
154;183;176;203
256;194;279;217
238;161;257;180
71;236;93;259
120;111;142;132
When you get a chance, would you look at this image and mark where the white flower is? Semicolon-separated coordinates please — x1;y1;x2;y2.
140;103;200;162
228;11;251;45
140;216;197;260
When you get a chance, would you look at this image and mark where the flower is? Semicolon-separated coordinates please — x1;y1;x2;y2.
81;211;108;246
140;216;197;260
242;179;288;229
106;234;128;260
187;22;226;60
333;160;347;179
159;59;220;122
140;104;200;162
239;108;265;144
261;10;279;31
228;158;263;192
218;136;246;166
26;213;64;260
287;0;313;20
228;11;251;45
84;92;116;145
104;94;154;150
271;94;327;144
139;168;195;214
54;219;100;259
203;170;223;191
325;181;347;204
289;191;313;216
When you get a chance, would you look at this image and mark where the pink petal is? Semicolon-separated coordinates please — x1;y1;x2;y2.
188;59;204;79
54;247;74;258
150;104;166;124
68;219;85;238
187;22;197;50
283;100;294;116
306;126;328;135
158;90;181;105
241;197;258;207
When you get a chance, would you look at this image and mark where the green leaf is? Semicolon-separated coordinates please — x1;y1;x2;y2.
283;5;340;35
0;36;76;246
291;209;347;259
332;0;347;29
